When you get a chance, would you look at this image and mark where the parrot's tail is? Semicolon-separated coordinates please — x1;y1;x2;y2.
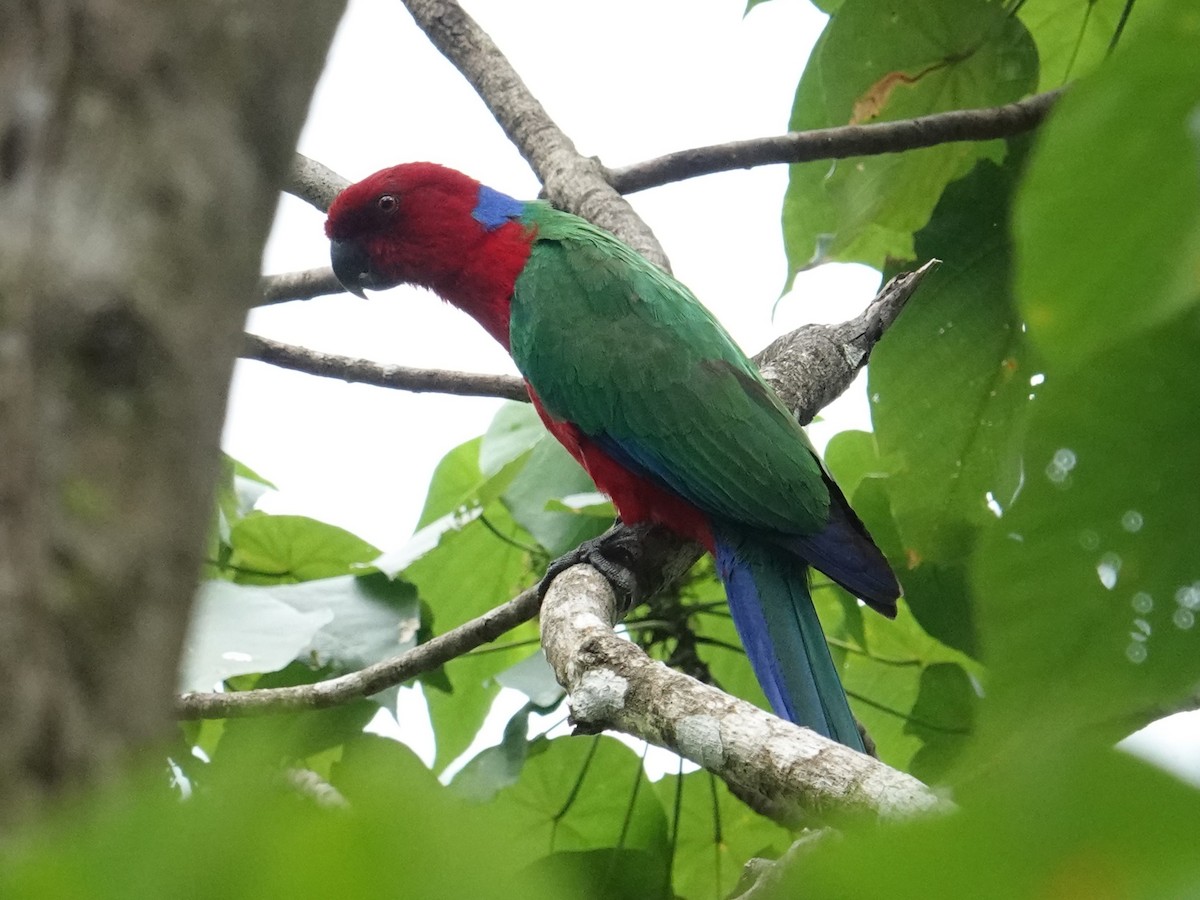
713;528;864;753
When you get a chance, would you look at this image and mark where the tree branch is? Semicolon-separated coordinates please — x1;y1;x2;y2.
177;587;541;718
399;0;669;268
540;565;949;823
241;332;527;401
287;152;346;212
259;267;344;305
757;259;939;422
607;90;1061;195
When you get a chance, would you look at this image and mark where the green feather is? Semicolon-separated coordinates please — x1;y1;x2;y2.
509;204;830;535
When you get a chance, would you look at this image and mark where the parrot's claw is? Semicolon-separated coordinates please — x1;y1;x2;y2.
537;527;644;610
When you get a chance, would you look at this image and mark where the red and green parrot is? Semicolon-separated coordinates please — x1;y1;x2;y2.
326;163;899;752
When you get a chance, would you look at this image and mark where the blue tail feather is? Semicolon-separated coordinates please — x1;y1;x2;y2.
714;529;864;752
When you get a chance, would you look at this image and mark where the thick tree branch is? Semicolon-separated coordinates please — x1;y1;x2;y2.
607;91;1062;194
178;588;541;718
399;0;669;268
241;333;527;401
540;566;948;823
288;152;346;212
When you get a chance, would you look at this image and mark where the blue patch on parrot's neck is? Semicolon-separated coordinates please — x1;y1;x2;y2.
472;184;525;231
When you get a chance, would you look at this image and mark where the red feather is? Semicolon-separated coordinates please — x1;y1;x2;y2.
325;163;534;346
527;388;715;552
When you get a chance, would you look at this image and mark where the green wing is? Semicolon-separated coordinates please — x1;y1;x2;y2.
509;204;830;535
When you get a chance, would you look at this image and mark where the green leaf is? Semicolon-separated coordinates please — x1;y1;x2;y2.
1019;0;1135;90
450;706;537;803
822;429;890;496
272;571;420;674
1;733;587;900
495;650;566;708
1014;0;1200;366
403;450;540;772
782;0;1037;278
479;400;544;476
422;652;506;776
870;154;1035;566
182;574;419;692
503;438;610;556
522;849;669;900
181;583;332;691
972;318;1200;748
653;769;792;900
415;436;526;529
479;401;612;556
770;749;1200;899
408;506;536;772
211;662;379;767
904;662;976;783
489;735;670;871
824;588;977;775
227;514;379;584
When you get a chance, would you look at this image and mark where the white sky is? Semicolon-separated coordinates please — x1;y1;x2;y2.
221;0;1200;783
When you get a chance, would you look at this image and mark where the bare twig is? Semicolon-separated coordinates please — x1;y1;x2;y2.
177;588;540;718
259;267;344;305
607;91;1062;194
241;333;527;401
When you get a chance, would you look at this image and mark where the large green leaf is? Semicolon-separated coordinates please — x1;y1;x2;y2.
782;0;1037;278
488;735;671;880
972;319;1200;748
1014;0;1200;366
422;640;532;775
503;438;609;556
653;769;793;900
210;662;379;768
380;429;547;773
0;734;586;900
181;584;332;691
450;705;539;803
829;590;977;778
482;401;612;556
405;502;537;772
1018;0;1134;90
415;435;526;529
770;749;1200;898
479;400;543;476
870;154;1035;565
184;573;419;692
227;514;379;584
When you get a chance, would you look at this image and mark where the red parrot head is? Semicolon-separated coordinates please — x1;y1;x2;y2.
324;163;534;340
325;162;494;299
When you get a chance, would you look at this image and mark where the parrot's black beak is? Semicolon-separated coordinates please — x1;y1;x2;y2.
330;238;374;299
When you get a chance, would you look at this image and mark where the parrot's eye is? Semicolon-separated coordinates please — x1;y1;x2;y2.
377;194;398;213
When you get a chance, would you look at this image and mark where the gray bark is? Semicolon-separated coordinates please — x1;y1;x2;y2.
0;0;345;828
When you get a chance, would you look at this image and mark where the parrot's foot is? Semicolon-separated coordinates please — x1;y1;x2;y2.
537;526;645;610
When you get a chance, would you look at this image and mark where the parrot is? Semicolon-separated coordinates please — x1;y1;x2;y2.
325;162;899;752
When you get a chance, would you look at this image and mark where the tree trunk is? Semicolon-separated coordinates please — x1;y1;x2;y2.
0;0;345;829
